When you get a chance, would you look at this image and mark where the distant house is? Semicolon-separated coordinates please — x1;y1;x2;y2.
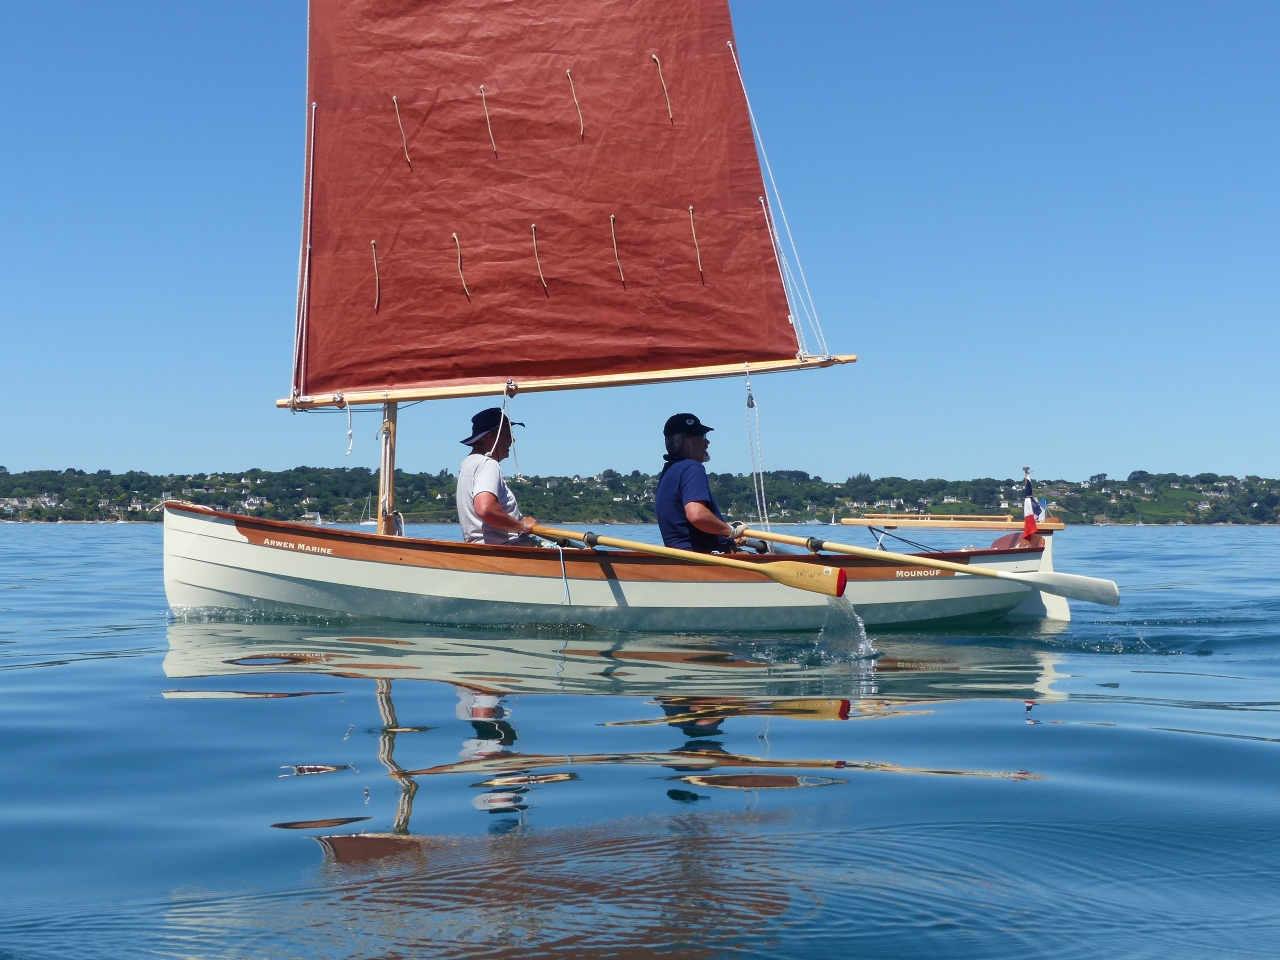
1170;483;1181;489
99;499;110;509
302;511;322;523
160;491;172;501
129;499;143;511
545;479;558;488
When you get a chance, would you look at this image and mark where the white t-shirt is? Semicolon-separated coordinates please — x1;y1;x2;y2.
457;453;524;544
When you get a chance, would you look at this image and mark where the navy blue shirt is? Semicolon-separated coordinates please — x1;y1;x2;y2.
656;458;730;552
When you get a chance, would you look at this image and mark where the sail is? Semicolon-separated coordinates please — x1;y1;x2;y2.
291;0;816;404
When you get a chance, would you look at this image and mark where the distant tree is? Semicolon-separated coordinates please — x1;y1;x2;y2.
1089;473;1108;485
1127;470;1150;483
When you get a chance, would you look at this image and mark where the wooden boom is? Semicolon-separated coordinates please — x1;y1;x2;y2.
279;354;856;409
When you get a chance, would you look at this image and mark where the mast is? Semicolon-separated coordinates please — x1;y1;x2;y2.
377;401;398;535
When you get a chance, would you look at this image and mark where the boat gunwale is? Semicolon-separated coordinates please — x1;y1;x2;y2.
164;501;1043;568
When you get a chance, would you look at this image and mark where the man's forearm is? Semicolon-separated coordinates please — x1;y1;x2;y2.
685;502;733;538
474;494;534;533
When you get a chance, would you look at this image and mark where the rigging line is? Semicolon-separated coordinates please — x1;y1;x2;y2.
292;101;318;407
744;367;772;531
501;390;523;480
336;394;353;456
752;389;771;531
758;196;809;358
728;41;829;357
871;527;941;553
651;54;674;124
759;197;809;357
777;235;820;357
391;96;411;169
688;206;704;283
566;69;584;139
760;195;817;353
609;214;625;285
452;233;471;301
552;541;572;604
759;192;815;356
479;85;497;157
762;203;814;360
745;377;765;528
531;223;549;295
370;240;380;313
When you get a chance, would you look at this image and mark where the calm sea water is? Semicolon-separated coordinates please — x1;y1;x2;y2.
1;522;1278;959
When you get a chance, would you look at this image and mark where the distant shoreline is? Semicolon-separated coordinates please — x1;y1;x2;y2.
3;467;1277;526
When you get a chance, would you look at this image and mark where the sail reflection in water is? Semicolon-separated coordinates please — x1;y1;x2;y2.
164;623;1055;853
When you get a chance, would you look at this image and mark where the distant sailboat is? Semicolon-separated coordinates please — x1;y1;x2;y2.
358;495;377;527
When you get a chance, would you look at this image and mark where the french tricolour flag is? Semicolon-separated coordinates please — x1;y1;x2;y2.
1023;479;1046;538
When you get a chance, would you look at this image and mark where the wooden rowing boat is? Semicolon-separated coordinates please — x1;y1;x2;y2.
164;501;1067;628
161;0;1110;628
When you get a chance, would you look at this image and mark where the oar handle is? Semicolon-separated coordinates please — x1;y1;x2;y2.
532;525;758;571
531;525;846;597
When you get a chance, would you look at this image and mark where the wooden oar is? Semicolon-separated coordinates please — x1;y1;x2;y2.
531;525;846;598
743;528;1120;607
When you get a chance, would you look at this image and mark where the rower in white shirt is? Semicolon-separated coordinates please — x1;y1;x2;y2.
455;407;539;545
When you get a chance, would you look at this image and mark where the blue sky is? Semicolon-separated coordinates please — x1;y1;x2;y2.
2;1;1276;482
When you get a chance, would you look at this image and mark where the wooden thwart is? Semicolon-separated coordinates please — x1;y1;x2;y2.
280;354;856;409
842;516;1066;532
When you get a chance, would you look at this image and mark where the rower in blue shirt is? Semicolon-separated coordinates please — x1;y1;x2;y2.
655;413;747;553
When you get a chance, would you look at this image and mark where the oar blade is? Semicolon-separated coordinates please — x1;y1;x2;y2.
766;562;847;598
1017;571;1120;607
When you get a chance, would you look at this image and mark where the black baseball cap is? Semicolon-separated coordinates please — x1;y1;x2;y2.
461;407;524;445
663;413;713;437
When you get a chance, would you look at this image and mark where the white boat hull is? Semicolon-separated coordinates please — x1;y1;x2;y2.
163;503;1067;631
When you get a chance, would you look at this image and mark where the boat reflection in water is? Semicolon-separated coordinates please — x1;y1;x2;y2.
164;621;1060;863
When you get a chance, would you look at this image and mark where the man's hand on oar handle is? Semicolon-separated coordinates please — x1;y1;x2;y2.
741;527;1120;607
529;525;846;598
473;492;537;535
